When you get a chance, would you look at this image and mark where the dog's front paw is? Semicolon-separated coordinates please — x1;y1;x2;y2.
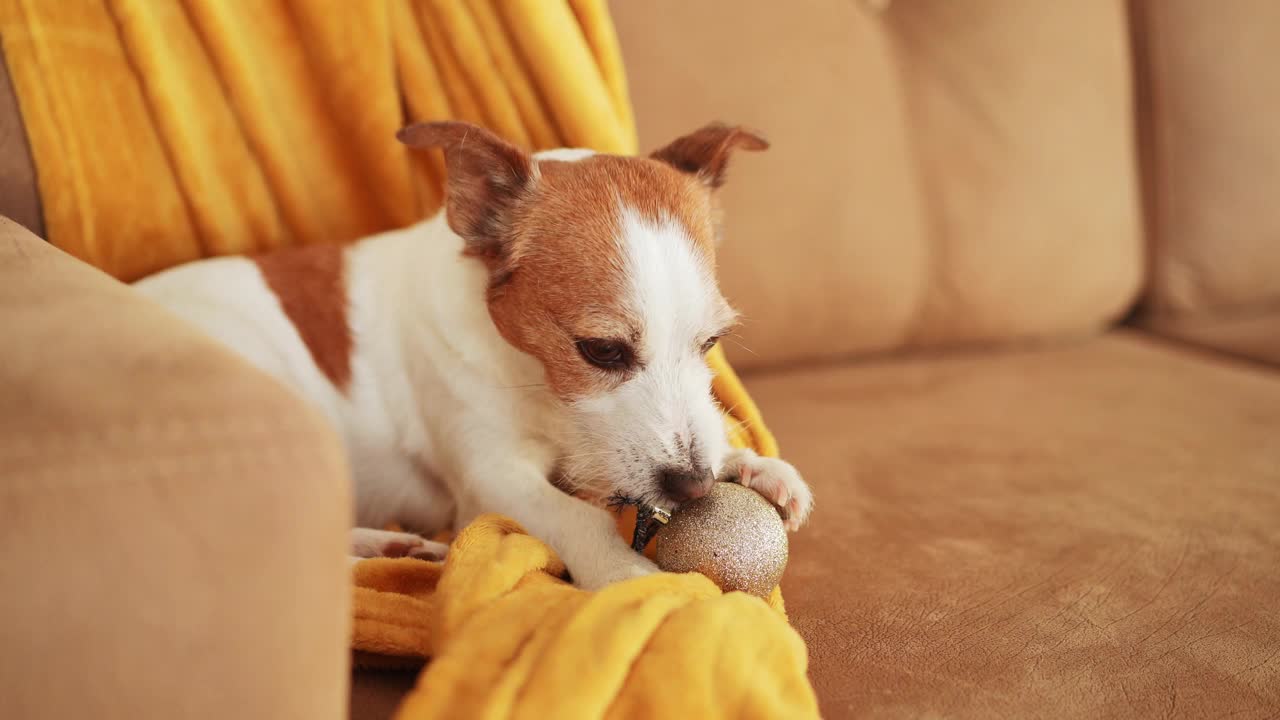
719;448;814;531
572;553;659;591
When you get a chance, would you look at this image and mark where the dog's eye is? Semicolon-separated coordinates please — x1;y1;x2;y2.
576;338;632;370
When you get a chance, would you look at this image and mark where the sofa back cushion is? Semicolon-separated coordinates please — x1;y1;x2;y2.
613;0;1144;370
1130;1;1280;365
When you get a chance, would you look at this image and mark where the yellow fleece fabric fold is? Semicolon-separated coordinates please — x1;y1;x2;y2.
354;516;817;720
0;2;812;716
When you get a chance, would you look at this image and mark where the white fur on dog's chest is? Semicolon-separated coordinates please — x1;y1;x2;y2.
342;218;566;531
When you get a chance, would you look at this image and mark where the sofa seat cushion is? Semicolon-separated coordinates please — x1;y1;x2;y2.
753;332;1280;718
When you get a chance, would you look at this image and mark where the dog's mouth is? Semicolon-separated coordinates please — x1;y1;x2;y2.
608;494;674;552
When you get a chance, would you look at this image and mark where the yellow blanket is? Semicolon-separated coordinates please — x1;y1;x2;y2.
0;1;816;716
353;516;816;719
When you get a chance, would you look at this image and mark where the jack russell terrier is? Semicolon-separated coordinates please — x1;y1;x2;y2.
135;121;813;589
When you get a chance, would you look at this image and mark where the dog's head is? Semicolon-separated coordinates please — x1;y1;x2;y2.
399;121;766;509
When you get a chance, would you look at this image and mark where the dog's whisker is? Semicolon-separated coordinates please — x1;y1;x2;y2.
556;450;614;462
725;334;759;357
558;433;620;448
495;382;548;390
556;475;612;498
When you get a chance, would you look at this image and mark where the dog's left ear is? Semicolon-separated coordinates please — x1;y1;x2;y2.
397;121;533;266
650;123;768;190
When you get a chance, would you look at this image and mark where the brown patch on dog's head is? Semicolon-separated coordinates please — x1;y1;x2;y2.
253;243;352;391
488;154;722;399
397;121;763;401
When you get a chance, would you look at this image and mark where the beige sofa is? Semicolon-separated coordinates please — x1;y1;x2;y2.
3;2;1278;718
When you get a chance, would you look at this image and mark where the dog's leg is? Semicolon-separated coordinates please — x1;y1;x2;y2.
718;447;814;531
458;462;656;590
349;527;449;560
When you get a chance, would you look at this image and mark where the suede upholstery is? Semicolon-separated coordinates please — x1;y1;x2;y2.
1132;0;1280;317
3;2;1280;719
1129;0;1280;366
760;334;1280;717
0;218;353;719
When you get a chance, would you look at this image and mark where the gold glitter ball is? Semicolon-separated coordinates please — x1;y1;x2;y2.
654;482;789;597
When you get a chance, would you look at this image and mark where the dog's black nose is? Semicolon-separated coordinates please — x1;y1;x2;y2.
658;466;713;504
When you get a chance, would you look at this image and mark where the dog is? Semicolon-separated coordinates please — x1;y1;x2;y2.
134;121;813;589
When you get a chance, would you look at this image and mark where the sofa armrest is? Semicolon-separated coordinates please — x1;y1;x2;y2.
0;217;352;719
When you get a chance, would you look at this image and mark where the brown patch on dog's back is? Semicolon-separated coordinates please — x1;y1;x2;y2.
253;243;353;391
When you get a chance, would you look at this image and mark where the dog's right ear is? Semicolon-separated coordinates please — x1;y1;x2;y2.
397;121;534;265
650;122;768;190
